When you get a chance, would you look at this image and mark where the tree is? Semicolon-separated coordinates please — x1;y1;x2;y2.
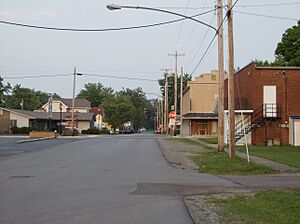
35;91;60;107
4;85;40;110
77;82;114;107
158;73;192;114
117;87;153;130
275;20;300;66
101;95;134;130
0;76;11;107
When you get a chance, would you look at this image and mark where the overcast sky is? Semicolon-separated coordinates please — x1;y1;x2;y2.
0;0;299;99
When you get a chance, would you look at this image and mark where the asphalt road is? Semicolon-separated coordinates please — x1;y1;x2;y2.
0;134;237;224
0;136;81;158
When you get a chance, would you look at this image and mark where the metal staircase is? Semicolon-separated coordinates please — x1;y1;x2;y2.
234;104;281;142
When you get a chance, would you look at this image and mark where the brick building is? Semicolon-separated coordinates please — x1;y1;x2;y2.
224;62;300;145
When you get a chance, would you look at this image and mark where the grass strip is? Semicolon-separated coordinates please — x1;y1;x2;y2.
214;189;300;224
237;145;300;169
191;151;276;175
198;137;218;144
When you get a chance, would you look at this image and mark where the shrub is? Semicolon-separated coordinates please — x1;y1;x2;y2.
10;126;19;134
10;126;35;134
99;128;110;135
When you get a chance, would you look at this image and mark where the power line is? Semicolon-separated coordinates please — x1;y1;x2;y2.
0;8;216;32
3;74;72;79
0;18;186;32
157;2;300;10
189;0;239;75
236;2;300;8
84;73;158;82
234;10;299;21
2;73;159;82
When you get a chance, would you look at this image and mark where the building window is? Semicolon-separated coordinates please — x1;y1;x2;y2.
190;99;192;110
10;120;17;127
211;75;216;80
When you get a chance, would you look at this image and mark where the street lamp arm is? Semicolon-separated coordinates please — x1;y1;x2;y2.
106;4;217;33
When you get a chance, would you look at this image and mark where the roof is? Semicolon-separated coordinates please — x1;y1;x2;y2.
59;98;91;108
90;107;104;116
3;108;94;121
290;115;300;119
183;113;218;120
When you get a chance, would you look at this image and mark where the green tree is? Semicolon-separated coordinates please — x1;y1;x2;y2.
158;73;192;114
35;91;60;107
4;85;40;110
77;82;114;107
118;87;153;130
0;76;11;107
275;20;300;66
101;95;134;130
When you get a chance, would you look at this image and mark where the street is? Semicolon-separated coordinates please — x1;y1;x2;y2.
0;134;236;224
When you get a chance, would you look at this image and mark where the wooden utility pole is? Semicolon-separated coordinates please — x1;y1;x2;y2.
169;51;185;135
217;0;225;152
227;0;236;158
156;99;159;133
180;67;184;137
71;67;76;136
169;51;185;114
162;69;172;134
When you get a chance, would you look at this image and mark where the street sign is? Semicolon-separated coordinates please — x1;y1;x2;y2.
169;111;176;119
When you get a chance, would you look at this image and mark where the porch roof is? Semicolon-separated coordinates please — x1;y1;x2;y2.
183;113;218;120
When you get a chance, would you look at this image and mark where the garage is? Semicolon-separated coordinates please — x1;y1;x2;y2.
289;115;300;146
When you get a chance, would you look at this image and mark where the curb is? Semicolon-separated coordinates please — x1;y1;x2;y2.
157;139;198;171
17;136;56;144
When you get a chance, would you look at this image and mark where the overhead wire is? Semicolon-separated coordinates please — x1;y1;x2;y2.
0;8;217;32
177;0;212;52
189;0;239;75
170;0;191;51
2;73;159;82
233;10;299;21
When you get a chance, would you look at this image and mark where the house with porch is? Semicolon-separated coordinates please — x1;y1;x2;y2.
224;62;300;145
0;107;94;133
182;70;219;136
41;98;91;113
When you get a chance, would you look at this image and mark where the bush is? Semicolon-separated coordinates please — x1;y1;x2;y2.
10;126;19;134
81;128;110;135
10;126;35;134
99;128;110;135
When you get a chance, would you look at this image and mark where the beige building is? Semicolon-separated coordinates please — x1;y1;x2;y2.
182;70;219;136
42;98;91;113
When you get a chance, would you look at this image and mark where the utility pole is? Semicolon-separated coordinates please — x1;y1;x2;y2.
156;99;160;131
169;51;185;136
227;0;236;158
180;67;184;137
160;97;164;134
71;67;76;136
162;69;172;134
217;0;225;152
168;51;185;115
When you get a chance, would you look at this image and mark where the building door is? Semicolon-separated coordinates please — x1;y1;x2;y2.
263;86;277;117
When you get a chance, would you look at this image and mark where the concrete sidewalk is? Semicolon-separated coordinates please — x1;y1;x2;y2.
196;139;300;173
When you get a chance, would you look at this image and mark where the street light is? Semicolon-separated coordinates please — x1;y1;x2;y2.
106;4;217;33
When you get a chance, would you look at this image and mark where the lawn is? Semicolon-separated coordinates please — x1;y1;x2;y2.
198;137;218;144
237;145;300;169
214;189;300;224
190;151;276;175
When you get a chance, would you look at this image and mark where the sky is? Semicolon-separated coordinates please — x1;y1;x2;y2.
0;0;299;99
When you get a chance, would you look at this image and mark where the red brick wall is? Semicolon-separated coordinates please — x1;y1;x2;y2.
224;63;300;145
